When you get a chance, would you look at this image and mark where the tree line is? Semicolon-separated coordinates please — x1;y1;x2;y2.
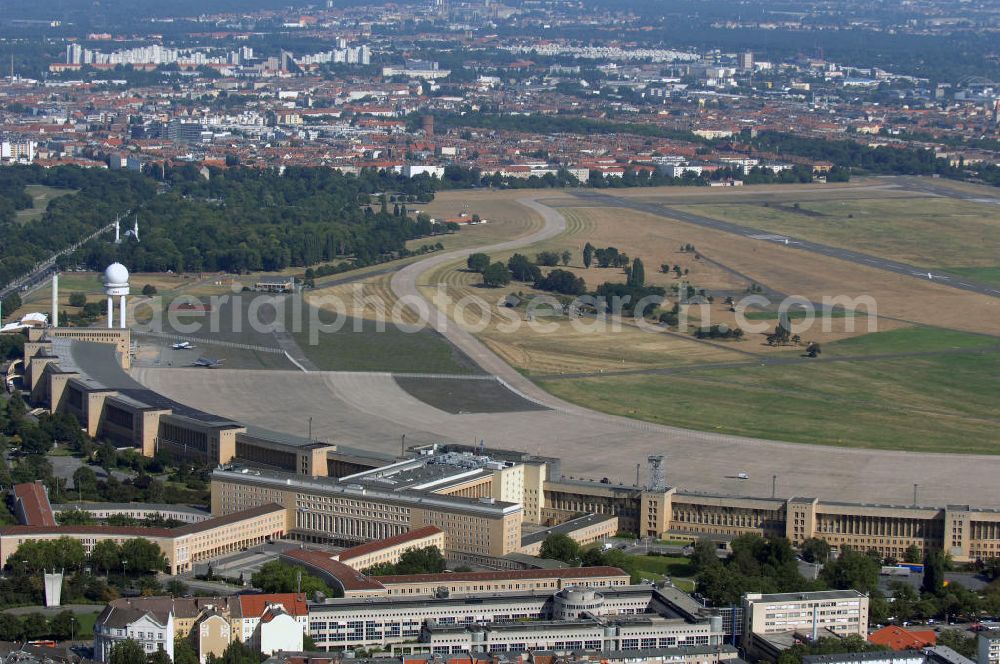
0;164;457;291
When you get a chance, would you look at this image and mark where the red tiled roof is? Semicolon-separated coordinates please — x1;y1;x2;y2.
375;566;629;585
280;549;385;592
12;482;57;527
239;593;308;618
337;526;443;562
0;504;284;539
869;625;937;651
1;524;175;537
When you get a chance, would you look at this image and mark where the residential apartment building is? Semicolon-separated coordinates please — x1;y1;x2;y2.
94;600;175;662
96;594;308;663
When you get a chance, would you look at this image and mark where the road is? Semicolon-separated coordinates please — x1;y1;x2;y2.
561;189;1000;299
390;197;569;406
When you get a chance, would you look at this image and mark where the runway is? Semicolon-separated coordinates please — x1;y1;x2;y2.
562;187;1000;299
133;187;1000;508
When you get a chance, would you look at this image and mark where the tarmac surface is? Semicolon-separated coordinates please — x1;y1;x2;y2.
131;187;1000;509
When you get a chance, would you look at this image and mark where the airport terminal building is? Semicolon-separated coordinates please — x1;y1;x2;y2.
17;326;1000;565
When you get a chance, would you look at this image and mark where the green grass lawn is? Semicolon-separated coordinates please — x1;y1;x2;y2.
823;326;1000;355
940;267;1000;289
74;610;99;637
539;327;1000;453
15;185;77;224
630;554;696;578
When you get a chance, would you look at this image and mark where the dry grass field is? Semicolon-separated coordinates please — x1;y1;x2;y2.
556;206;1000;337
414;201;925;378
401;186;1000;452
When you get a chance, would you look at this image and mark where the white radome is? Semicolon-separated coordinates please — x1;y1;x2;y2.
103;262;130;286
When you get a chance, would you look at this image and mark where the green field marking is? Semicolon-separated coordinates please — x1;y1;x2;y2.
74;610;100;636
629;554;696;578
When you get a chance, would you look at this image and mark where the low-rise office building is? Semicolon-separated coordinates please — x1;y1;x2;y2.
519;514;619;556
306;585;722;653
416;612;720;656
332;526;446;570
1;502;287;574
52;502;211;524
212;466;523;561
262;645;741;664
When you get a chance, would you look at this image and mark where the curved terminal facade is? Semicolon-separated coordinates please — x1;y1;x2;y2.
15;326;1000;565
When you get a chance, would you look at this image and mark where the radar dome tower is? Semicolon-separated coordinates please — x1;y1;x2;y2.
103;262;130;329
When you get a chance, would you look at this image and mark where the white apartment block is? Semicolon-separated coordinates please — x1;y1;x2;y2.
743;590;869;658
978;633;1000;664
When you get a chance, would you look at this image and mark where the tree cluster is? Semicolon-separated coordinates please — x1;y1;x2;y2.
694;325;744;340
362;546;447;576
250;561;335;597
534;269;587;296
0;610;87;642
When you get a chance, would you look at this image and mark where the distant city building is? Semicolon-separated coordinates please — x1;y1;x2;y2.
1;139;38;164
382;60;450;79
